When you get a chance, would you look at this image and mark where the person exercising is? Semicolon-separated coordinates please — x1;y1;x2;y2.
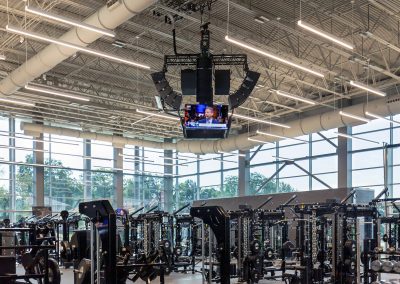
198;106;219;124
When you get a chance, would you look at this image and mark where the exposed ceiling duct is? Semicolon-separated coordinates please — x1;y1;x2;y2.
21;94;400;154
0;0;157;96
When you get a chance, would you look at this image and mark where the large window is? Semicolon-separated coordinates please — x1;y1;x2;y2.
1;112;400;219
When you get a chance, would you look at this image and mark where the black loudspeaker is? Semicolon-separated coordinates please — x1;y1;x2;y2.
151;72;182;110
196;57;213;105
181;69;197;96
228;70;260;109
215;69;230;95
164;91;182;110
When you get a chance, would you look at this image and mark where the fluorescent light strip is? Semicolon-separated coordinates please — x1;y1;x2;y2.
225;35;324;78
335;132;381;145
0;54;5;60
350;80;386;97
339;111;370;123
91;165;175;176
274;90;316;105
365;111;400;125
125;159;187;167
25;84;89;102
233;113;290;128
25;6;115;37
297;20;354;50
119;154;154;163
218;151;246;157
159;156;188;161
272;155;295;161
6;25;150;69
213;157;238;164
136;109;180;121
176;154;199;159
247;137;271;144
83;156;112;161
363;31;400;54
256;130;308;143
0;134;79;146
0;97;35;107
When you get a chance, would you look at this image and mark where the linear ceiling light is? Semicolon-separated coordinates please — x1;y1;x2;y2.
176;154;201;160
0;54;5;60
335;132;381;145
0;97;35;107
217;151;246;157
119;153;153;161
362;31;400;54
159;156;188;161
247;137;271;144
6;25;150;69
256;130;308;143
297;20;354;50
213;157;238;164
225;35;324;78
25;6;115;37
233;113;291;128
349;80;386;97
274;90;316;105
136;109;180;121
272;155;295;161
365;111;400;125
25;84;89;102
83;156;112;161
339;110;371;123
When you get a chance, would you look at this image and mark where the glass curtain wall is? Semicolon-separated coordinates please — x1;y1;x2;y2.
0;113;399;218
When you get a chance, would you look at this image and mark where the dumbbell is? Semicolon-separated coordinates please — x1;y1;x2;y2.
382;260;395;272
250;240;261;255
393;261;400;273
371;260;382;272
174;246;182;257
264;247;275;260
344;258;356;273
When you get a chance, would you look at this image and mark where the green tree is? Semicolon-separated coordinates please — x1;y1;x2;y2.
221;175;238;197
174;180;197;208
0;186;9;219
15;154;83;210
142;175;163;206
91;170;114;199
206;172;295;198
200;186;219;199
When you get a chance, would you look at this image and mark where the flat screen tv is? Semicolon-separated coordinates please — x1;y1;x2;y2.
182;104;231;139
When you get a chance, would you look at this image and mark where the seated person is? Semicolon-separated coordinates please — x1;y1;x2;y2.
198;106;219;124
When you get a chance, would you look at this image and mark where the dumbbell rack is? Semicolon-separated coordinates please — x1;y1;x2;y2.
368;250;400;283
0;227;55;284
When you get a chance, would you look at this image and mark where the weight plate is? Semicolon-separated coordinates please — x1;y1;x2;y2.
250;240;261;254
382;260;394;272
264;247;274;260
393;261;400;273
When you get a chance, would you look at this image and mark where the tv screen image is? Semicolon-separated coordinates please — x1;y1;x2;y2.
184;104;229;129
182;104;231;139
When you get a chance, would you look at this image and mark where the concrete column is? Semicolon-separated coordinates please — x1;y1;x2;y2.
196;156;200;200
8;118;15;221
114;147;123;208
337;126;352;188
83;139;92;200
238;150;250;196
387;122;394;197
132;146;142;206
275;142;280;191
133;146;141;206
163;140;173;212
33;132;44;206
